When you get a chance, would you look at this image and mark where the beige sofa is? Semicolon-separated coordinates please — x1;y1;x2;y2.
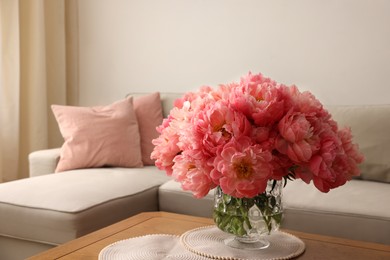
0;93;389;260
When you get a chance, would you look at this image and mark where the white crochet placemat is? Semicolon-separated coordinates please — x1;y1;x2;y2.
98;234;210;260
98;227;305;260
181;226;306;260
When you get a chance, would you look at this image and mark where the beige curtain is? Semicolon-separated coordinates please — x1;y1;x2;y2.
0;0;77;182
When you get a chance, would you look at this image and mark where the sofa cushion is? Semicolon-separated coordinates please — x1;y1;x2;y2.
327;104;390;183
0;167;170;245
283;179;390;244
52;96;143;172
133;92;164;165
159;180;215;218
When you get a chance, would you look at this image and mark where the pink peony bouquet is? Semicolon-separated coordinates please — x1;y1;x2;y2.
151;72;364;199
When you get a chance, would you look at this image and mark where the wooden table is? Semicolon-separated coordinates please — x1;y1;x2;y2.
28;211;390;260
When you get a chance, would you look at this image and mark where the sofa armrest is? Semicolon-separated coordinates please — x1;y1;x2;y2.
29;148;61;177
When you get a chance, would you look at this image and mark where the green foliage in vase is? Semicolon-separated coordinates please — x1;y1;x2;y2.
213;186;283;237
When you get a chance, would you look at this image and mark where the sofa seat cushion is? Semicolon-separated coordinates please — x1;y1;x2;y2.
159;180;215;218
0;167;170;245
159;179;390;244
282;179;390;244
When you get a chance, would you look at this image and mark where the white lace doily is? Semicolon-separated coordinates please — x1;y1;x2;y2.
99;227;305;260
181;226;305;260
98;234;210;260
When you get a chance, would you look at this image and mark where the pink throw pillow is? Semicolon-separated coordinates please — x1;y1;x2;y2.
52;96;143;172
133;92;163;165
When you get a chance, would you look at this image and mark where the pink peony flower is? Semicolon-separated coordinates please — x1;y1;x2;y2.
211;137;273;198
339;127;365;170
172;153;216;198
194;102;252;156
275;111;316;163
151;126;181;175
230;72;285;126
300;126;364;192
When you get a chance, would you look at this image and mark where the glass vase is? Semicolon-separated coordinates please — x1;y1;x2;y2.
213;180;283;249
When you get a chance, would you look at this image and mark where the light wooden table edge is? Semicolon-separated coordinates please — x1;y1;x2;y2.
28;211;390;259
27;211;213;259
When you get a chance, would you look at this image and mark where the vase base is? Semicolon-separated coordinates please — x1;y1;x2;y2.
224;236;270;250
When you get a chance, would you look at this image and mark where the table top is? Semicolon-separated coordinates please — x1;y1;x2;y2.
28;211;390;260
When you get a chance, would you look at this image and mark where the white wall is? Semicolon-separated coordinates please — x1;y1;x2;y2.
77;0;390;106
